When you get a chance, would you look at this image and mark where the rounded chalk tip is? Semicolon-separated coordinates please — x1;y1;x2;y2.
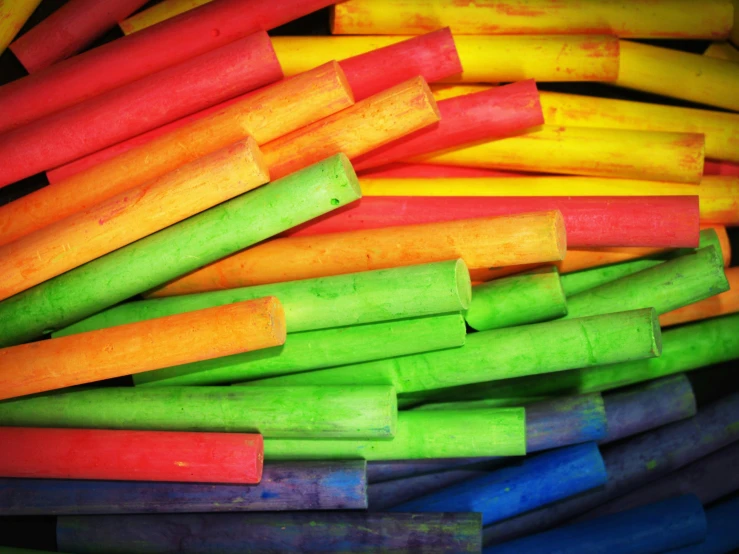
454;258;473;310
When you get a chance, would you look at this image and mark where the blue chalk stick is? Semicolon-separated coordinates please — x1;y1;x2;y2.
665;495;739;554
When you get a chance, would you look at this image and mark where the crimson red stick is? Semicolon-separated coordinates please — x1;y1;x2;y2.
704;159;739;176
0;32;281;188
286;196;700;248
0;428;263;484
352;81;544;171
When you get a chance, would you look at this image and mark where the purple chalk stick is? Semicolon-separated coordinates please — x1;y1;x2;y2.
57;512;482;553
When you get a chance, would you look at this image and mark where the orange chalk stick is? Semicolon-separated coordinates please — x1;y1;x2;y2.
0;139;268;302
0;63;353;248
261;76;440;180
0;297;285;401
660;266;739;327
148;212;566;297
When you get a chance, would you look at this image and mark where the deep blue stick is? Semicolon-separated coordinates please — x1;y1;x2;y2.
390;442;607;526
483;392;739;546
483;494;706;554
665;496;739;554
0;461;366;515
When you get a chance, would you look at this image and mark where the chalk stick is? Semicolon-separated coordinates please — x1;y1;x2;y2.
704;159;739;176
0;299;285;402
262;76;440;180
9;0;149;73
0;32;281;188
54;260;471;337
703;41;739;62
615;40;739;112
578;442;739;522
289;196;698;249
0;0;41;55
485;494;707;554
134;313;465;387
0;427;263;484
0;154;360;347
661;267;739;327
245;309;660;394
0;139;268;302
539;91;739;163
0;385;396;439
359;162;527;179
666;496;739;554
57;512;482;553
2;63;353;248
263;409;526;461
0;460;367;515
392;443;606;527
148;211;566;297
464;267;567;331
565;247;729;319
330;0;732;38
483;393;739;545
414;125;704;184
0;0;333;134
120;0;211;34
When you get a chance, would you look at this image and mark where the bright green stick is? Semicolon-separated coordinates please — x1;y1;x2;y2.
560;228;723;296
134;313;466;387
0;386;397;439
240;309;661;394
53;260;471;337
465;266;566;331
565;246;728;320
0;154;360;347
263;409;526;460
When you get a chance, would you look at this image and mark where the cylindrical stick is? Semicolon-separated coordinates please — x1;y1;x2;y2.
0;0;41;54
0;427;263;484
352;81;544;171
485;495;707;554
392;443;606;527
0;460;368;515
330;0;732;38
120;0;212;34
0;139;268;302
263;409;526;460
9;0;149;72
134;313;466;387
0;32;281;188
539;91;739;163
704;41;739;62
671;497;739;554
0;154;361;347
0;386;396;439
57;512;482;553
704;159;739;176
147;211;566;297
0;298;285;401
242;309;661;394
1;62;353;247
358;162;527;179
414;125;705;184
615;40;739;112
54;260;471;337
465;267;567;331
660;266;739;327
0;0;334;134
292;196;700;248
261;76;441;180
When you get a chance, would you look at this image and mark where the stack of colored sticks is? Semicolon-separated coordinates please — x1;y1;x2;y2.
0;0;738;552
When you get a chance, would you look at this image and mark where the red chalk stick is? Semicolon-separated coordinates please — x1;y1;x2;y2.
704;159;739;177
352;81;544;172
0;428;263;484
287;196;700;248
0;0;331;134
358;162;533;179
9;0;150;73
0;32;281;188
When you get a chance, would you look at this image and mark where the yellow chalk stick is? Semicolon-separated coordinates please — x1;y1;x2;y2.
703;42;739;62
1;0;42;54
120;0;211;35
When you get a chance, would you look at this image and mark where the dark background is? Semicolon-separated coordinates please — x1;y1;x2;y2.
0;1;738;549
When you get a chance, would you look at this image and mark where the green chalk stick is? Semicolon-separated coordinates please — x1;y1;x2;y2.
53;260;471;337
0;386;397;439
134;313;467;387
565;246;728;320
465;266;567;331
241;309;661;394
560;228;723;296
263;408;526;460
0;154;361;347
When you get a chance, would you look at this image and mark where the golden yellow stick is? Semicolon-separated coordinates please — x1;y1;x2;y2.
0;0;42;54
703;42;739;62
615;40;739;112
414;125;705;184
539;91;739;163
732;0;739;47
330;0;733;39
430;85;496;101
120;0;211;35
359;176;738;226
